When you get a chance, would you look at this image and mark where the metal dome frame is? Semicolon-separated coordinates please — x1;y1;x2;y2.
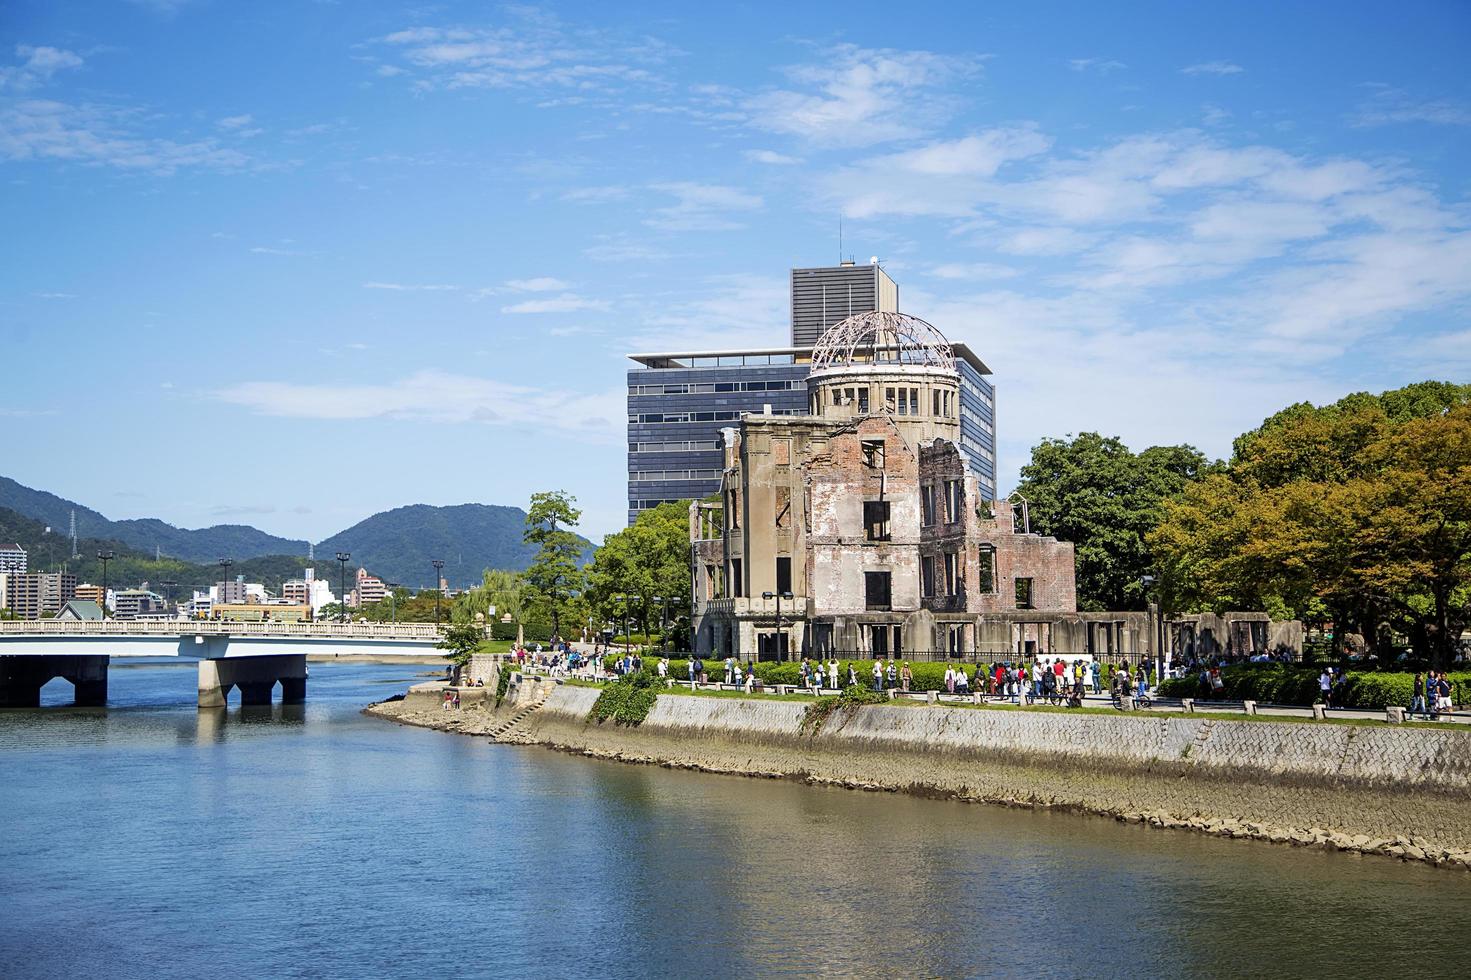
809;311;956;373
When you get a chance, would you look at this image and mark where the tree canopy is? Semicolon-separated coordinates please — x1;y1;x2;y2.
522;490;585;638
584;501;692;639
1150;382;1471;665
1013;432;1211;611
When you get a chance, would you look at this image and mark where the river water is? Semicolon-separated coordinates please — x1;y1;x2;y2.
1;661;1465;979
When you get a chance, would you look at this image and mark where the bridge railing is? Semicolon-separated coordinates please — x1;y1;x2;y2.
0;620;448;640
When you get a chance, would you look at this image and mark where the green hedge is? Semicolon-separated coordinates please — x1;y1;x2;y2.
607;657;1046;693
1157;665;1471;709
489;619;555;642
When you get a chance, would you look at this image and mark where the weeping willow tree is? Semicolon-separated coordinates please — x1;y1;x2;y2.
453;569;527;639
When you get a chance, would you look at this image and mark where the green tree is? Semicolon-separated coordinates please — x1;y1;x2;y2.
585;501;692;641
436;621;485;668
1152;383;1471;666
1013;432;1210;610
522;491;585;639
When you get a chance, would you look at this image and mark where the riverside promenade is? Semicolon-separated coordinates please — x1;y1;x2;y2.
369;664;1471;872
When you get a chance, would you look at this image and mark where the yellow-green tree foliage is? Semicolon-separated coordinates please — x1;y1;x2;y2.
1151;382;1471;665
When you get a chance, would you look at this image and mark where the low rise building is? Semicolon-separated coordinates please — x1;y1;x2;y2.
74;583;105;607
112;589;166;620
0;571;77;620
351;567;388;608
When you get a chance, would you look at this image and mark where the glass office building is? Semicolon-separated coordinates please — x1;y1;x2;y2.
626;343;996;524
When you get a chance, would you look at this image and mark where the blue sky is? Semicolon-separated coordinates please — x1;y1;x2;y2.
2;1;1469;543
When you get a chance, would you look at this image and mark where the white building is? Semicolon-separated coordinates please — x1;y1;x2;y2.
283;568;335;615
0;543;26;575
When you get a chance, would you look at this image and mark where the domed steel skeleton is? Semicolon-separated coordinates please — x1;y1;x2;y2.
809;310;956;373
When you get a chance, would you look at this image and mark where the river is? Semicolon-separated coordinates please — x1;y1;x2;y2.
1;661;1465;979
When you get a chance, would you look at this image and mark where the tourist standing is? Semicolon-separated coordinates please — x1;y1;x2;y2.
1319;667;1333;708
872;660;884;692
901;662;912;693
1410;673;1427;719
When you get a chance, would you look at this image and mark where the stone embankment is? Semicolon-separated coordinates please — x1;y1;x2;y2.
366;673;1471;871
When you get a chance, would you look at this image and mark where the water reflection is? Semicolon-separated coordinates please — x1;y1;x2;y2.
1;663;1466;980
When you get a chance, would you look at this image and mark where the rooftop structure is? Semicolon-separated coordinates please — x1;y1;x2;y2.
790;261;898;347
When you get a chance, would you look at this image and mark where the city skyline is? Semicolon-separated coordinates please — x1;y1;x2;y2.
3;1;1469;540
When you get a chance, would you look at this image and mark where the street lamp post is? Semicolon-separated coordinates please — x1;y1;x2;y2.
1140;575;1162;684
97;551;115;617
336;552;351;623
762;590;794;662
431;559;445;626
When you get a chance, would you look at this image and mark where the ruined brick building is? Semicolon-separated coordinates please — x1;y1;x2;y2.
692;312;1080;660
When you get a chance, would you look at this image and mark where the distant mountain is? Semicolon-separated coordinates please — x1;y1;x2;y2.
316;503;595;589
0;476;596;591
0;475;306;563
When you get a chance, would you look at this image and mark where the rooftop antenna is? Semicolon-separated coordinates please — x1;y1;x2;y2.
69;509;78;559
838;216;843;265
308;541;314;561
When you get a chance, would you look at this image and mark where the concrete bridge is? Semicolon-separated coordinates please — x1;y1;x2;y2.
0;620;448;708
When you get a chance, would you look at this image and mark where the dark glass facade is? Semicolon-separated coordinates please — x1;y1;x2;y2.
627;347;998;524
626;351;809;523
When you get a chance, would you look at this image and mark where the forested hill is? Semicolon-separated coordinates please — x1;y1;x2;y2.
0;475;306;563
0;476;597;592
315;503;596;589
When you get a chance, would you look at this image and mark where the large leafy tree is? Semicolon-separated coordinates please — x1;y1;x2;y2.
1152;383;1471;665
522;491;585;639
585;501;692;639
1013;433;1210;610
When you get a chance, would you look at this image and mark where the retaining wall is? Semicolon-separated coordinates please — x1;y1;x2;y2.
512;686;1471;865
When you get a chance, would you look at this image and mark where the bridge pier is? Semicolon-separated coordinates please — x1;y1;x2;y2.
198;654;307;709
0;655;109;708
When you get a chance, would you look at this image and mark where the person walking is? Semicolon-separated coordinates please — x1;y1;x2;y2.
1318;666;1333;708
1410;673;1427;720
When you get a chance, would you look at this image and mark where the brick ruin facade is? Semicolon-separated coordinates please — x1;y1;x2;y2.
687;313;1300;663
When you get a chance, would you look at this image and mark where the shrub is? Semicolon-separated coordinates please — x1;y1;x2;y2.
1157;665;1471;709
590;680;659;726
801;685;890;734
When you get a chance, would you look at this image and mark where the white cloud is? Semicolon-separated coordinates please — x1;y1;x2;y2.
1068;58;1126;74
927;262;1019;281
501;294;609;314
217;114;254;130
375;15;669;94
363;282;460;291
561;185;630;203
744;44;983;146
1354;86;1471;127
250;245;310;256
744;149;802;165
645;181;762;231
505;276;570;292
582;236;667;263
631;273;786;351
1181;61;1244;76
0;99;250;174
0;45;83;91
216;370;624;443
